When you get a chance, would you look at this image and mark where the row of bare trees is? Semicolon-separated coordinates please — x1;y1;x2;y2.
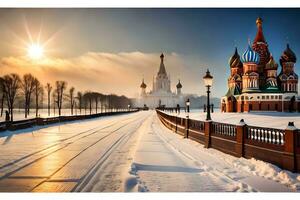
0;73;132;122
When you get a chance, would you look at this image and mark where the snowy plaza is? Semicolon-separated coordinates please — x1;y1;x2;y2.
0;110;299;192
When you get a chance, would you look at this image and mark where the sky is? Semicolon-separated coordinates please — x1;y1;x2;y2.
0;8;299;98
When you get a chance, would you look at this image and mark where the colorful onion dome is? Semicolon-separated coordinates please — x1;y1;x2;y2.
266;55;278;69
176;80;182;88
140;79;147;88
242;44;260;64
280;44;297;65
229;47;243;68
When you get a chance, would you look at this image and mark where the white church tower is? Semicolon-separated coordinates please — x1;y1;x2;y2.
154;53;171;93
134;53;185;108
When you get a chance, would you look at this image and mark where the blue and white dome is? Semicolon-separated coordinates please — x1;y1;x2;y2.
242;45;260;64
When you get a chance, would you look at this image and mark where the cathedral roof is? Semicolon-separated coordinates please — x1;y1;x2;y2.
158;53;167;75
265;55;278;69
242;44;260;64
280;44;297;65
140;79;147;88
176;80;182;88
225;85;241;97
229;47;243;68
253;17;266;43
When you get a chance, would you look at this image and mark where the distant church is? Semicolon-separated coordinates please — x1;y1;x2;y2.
222;17;300;112
135;53;185;108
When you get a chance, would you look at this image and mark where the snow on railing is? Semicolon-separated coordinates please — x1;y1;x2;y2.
212;122;236;137
246;126;285;145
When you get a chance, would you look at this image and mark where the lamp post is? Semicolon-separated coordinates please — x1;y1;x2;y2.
128;104;130;111
185;98;190;138
186;98;190;118
203;69;213;121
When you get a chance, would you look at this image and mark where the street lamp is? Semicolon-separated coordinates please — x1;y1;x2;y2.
203;69;213;121
128;104;131;111
186;98;190;117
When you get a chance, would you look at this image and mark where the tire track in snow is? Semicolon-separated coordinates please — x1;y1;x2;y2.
73;113;151;192
152;116;257;192
154;114;293;192
0;114;139;180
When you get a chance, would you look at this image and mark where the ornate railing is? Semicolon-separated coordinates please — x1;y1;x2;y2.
246;126;285;145
156;109;300;173
189;119;205;132
212;122;236;137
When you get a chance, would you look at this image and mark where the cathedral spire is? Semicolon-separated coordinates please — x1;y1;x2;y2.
254;17;266;43
158;53;167;75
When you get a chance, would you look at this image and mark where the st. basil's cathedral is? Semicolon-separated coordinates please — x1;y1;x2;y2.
221;17;300;112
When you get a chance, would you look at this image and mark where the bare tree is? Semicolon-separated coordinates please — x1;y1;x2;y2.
52;91;57;116
1;74;21;121
95;94;99;114
21;74;36;118
0;78;4;117
77;91;83;114
83;92;93;115
55;81;67;116
45;83;52;116
69;87;75;115
34;79;43;117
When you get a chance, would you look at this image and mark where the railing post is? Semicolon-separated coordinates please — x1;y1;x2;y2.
282;122;297;172
175;115;178;133
204;120;212;148
185;116;189;138
236;119;246;157
36;117;44;126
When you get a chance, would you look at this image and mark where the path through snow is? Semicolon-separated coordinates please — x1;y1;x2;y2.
126;112;299;192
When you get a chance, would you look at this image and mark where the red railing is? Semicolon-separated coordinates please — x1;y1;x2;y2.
0;109;139;132
156;109;300;173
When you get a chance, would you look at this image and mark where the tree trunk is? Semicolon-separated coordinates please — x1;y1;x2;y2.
89;99;92;115
10;106;13;122
1;93;4;117
96;99;98;114
48;93;50;116
36;93;38;117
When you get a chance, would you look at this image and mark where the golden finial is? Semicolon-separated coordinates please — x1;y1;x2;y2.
256;17;262;27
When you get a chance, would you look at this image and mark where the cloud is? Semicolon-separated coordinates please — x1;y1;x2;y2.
0;51;207;98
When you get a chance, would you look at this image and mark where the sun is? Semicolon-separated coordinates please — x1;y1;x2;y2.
27;43;44;60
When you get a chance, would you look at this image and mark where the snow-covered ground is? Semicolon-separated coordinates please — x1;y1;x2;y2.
165;109;300;129
0;110;299;192
125;112;300;192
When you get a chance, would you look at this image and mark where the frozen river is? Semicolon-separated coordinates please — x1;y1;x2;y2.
0;111;299;192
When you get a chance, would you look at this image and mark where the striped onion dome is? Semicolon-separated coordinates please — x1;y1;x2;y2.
242;44;260;64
